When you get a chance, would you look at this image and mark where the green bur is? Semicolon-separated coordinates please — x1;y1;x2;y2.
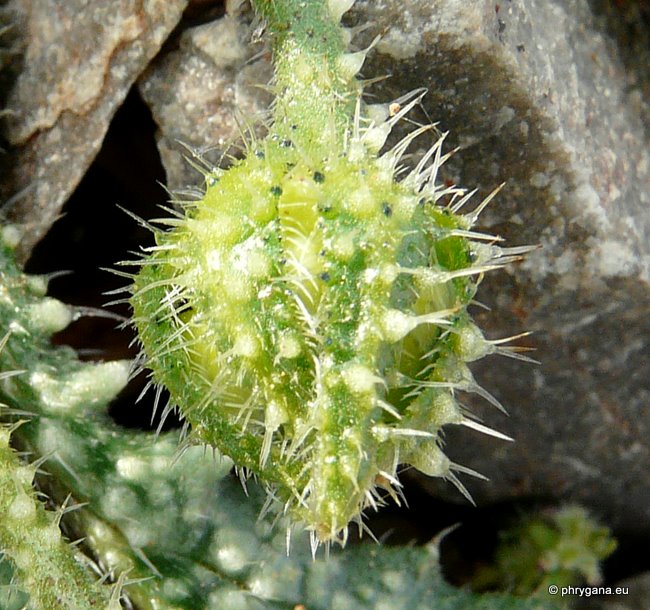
0;227;550;609
130;0;533;545
478;506;618;598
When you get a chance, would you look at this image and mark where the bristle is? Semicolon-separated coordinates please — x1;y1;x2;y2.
446;471;476;505
461;418;514;442
464;183;505;226
116;205;159;234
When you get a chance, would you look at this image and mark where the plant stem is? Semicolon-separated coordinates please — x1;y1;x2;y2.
252;0;358;149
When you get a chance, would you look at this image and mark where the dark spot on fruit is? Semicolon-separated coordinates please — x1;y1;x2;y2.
382;203;393;217
313;171;325;183
271;186;283;196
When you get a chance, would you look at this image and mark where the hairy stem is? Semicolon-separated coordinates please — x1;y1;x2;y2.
252;0;358;147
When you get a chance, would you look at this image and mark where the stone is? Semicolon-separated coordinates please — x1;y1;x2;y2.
137;2;273;194
0;0;189;260
587;0;650;132
344;0;649;538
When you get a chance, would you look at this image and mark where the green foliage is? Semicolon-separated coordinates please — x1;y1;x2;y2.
0;553;29;610
0;235;120;609
473;506;617;598
28;424;556;610
0;421;115;610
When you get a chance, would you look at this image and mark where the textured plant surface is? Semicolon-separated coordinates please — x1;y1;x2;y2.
0;228;558;609
0;230;125;609
473;506;617;598
129;0;533;547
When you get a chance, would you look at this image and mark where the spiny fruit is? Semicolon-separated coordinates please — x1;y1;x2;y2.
127;0;533;549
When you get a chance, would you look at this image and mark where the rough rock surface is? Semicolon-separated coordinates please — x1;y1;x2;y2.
138;3;272;194
588;0;650;132
345;0;650;537
142;0;650;536
0;0;189;259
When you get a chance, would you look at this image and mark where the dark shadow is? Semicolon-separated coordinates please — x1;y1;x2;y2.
25;85;181;431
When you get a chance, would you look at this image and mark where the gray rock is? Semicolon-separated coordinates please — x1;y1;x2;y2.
134;0;650;536
348;0;650;537
0;0;189;260
138;2;272;194
588;0;650;132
